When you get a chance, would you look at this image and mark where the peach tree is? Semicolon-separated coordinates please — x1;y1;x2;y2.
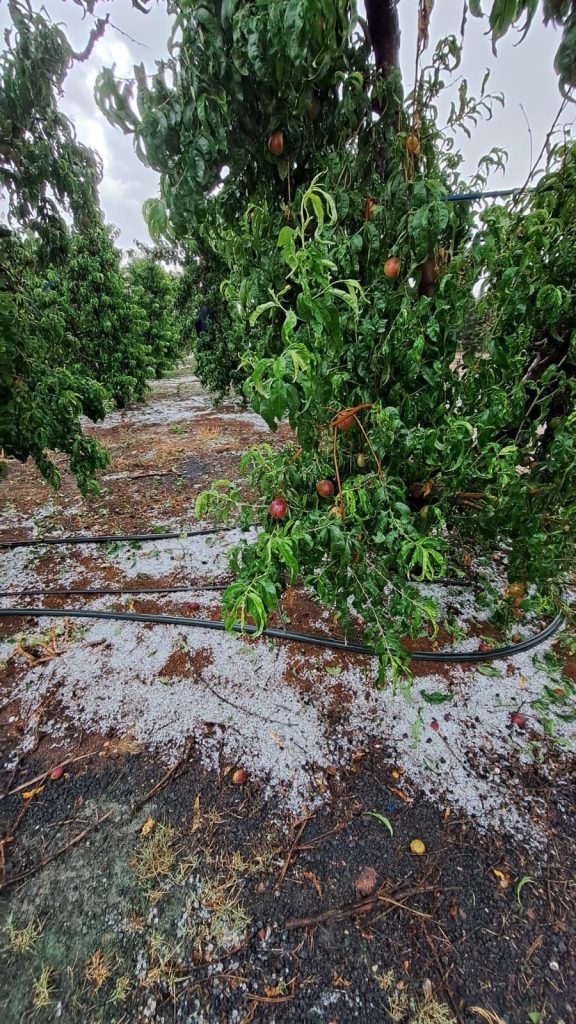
0;0;110;489
96;0;575;677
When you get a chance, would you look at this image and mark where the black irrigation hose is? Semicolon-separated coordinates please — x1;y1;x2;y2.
444;187;523;203
0;525;251;550
0;605;563;663
0;585;229;597
0;574;478;600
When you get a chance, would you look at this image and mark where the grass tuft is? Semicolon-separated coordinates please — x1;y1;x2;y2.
3;913;44;954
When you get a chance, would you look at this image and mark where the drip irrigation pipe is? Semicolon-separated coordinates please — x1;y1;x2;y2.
443;187;523;203
0;584;229;597
0;574;477;599
0;524;253;551
0;605;563;664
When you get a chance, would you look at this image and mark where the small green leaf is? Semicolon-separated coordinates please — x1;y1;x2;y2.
515;875;534;906
364;812;394;837
477;665;502;677
420;690;454;704
326;666;341;676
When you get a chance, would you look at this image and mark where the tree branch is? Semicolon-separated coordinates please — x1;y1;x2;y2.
70;14;109;62
365;0;400;74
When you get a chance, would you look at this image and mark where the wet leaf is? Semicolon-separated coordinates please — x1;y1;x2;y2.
420;689;453;704
303;870;323;898
364;812;393;836
22;785;45;800
491;867;510;888
515;875;534;906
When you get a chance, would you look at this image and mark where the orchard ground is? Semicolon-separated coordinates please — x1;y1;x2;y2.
0;366;575;1024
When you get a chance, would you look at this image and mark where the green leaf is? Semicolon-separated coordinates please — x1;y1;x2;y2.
477;665;502;677
364;811;394;837
515;875;534;906
142;199;168;241
420;690;454;704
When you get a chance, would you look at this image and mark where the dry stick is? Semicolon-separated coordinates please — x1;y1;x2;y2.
1;751;100;800
246;992;295;1005
285;885;433;930
0;810;113;890
353;414;382;478
296;819;349;850
129;741;193;818
246;978;297;1006
278;816;311;885
422;922;465;1024
513;97;569;208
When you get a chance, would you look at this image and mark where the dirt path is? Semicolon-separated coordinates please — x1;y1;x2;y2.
0;367;575;1023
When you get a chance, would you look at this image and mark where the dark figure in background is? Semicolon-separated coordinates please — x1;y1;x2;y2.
195;302;210;335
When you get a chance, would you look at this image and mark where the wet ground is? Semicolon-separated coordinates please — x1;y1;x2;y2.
1;365;575;1023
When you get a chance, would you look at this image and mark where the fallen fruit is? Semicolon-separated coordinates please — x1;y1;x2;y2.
384;256;400;280
478;641;492;652
354;865;378;895
553;687;566;699
188;600;201;611
406;134;420;156
409;838;426;856
364;197;375;222
430;719;439;732
316;479;334;498
448;903;458;918
50;764;65;781
510;711;527;729
232;768;247;785
268;130;284;156
328;503;345;520
356;452;366;468
269;495;288;520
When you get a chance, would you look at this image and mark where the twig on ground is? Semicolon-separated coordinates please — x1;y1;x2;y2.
129;741;193;818
296;819;349;850
246;978;297;1005
278;816;312;885
0;810;113;890
285;884;433;929
422;922;465;1024
1;751;100;800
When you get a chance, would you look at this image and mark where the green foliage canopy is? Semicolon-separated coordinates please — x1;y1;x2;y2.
96;0;575;677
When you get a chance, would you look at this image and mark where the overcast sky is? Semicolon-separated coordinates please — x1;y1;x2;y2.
2;0;573;249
